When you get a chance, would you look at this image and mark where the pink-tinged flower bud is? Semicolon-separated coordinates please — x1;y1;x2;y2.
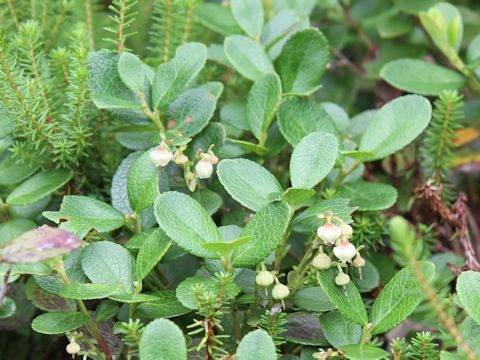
312;253;332;270
195;159;213;179
255;271;275;287
353;255;365;268
317;222;341;244
150;146;173;167
340;223;353;238
335;272;350;286
272;283;290;300
66;342;81;355
333;241;356;263
210;154;219;165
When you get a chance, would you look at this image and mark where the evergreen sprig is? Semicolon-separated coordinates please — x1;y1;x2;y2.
421;90;463;201
409;332;440;360
104;0;138;53
259;306;287;350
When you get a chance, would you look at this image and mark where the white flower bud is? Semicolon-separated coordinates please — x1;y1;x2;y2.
66;342;81;355
333;241;356;263
150;146;173;167
317;222;341;244
255;271;275;287
353;255;365;268
272;283;290;300
340;223;353;238
195;159;213;179
335;272;350;286
174;153;189;165
312;253;332;270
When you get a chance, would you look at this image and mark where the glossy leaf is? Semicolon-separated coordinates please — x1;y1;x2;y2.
276;28;330;95
317;269;368;326
232;201;292;267
31;311;88;334
154;191;220;258
139;319;187;360
370;261;435;334
81;241;136;293
457;271;480;325
7;169;72;206
319;311;362;348
136;229;171;282
217;158;283;211
290;132;338;189
359;95;432;161
246;73;282;141
380;59;465;96
337;181;398;211
236;329;277;360
224;35;274;81
43;196;126;239
231;0;264;39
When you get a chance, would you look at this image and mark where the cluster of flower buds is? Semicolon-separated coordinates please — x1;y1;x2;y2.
311;211;365;288
149;141;219;192
255;264;290;308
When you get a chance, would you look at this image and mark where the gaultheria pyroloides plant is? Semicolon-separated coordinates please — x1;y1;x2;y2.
1;0;480;359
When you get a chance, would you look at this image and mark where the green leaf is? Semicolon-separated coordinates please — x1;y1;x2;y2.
167;88;217;137
246;73;282;141
139;319;187;360
352;261;380;293
191;189;223;215
281;188;315;209
458;316;480;354
380;59;465;96
43;196;126;239
277;97;339;146
0;297;16;319
118;52;149;93
31;311;88;334
176;276;240;309
276;28;330;95
231;0;264;39
236;329;277;360
58;283;121;300
290;132;338;189
232;201;291;267
195;3;242;36
337;181;398;211
0;219;36;245
202;236;252;257
224;35;274;81
136;229;172;282
154;191;220;258
0;154;39;186
88;50;139;109
220;100;249;130
136;290;190;319
188;122;226;159
111;152;141;215
6;169;72;206
128;150;159;213
291;287;335;312
292;198;355;234
370;261;435;335
359;95;432;161
317;269;368;326
457;271;480;325
341;344;389;360
152;43;207;110
283;312;329;346
81;241;136;293
1;227;81;264
109;293;160;303
217;158;283;211
319;311;362;348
